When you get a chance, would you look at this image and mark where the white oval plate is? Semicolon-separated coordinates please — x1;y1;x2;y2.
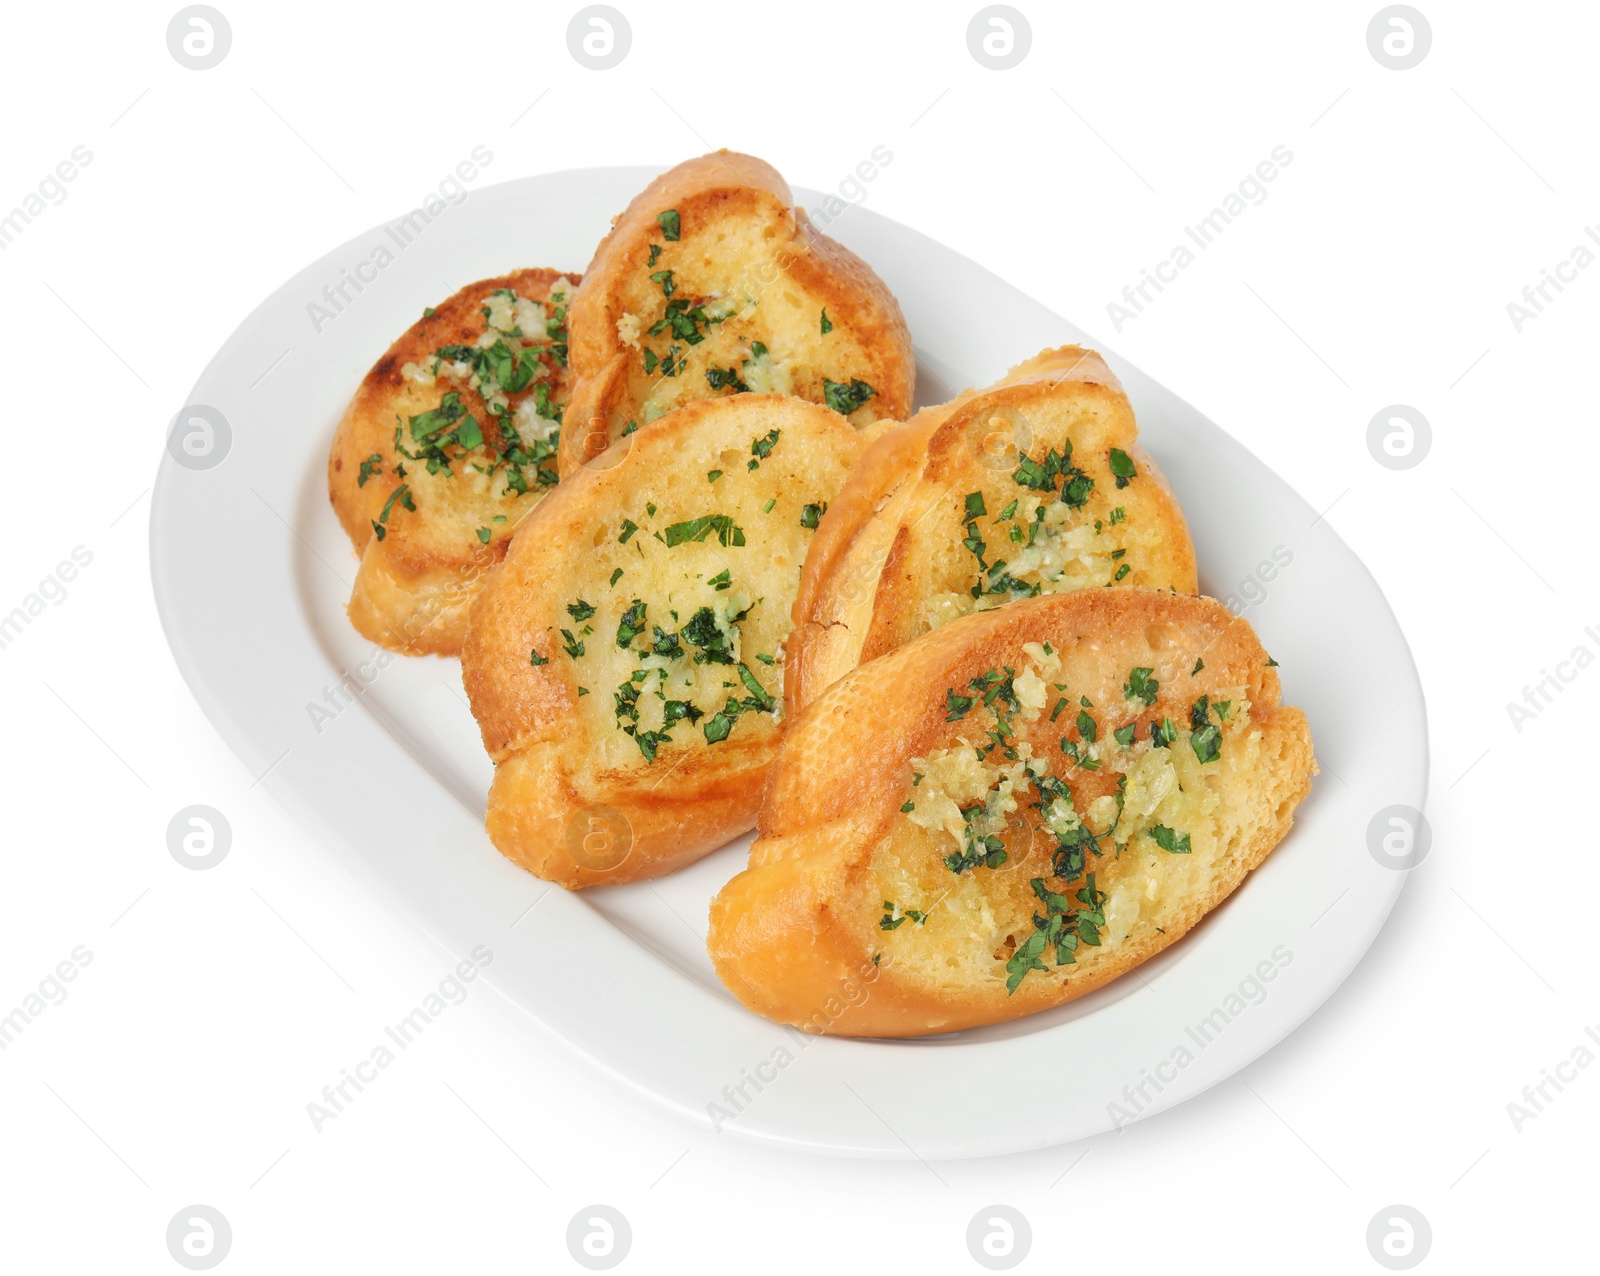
150;166;1427;1159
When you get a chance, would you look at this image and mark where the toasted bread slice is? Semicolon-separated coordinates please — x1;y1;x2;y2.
708;588;1314;1037
461;394;866;888
786;347;1198;717
558;151;914;473
328;269;577;655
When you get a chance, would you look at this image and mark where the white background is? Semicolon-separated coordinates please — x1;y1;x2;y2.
2;0;1595;1271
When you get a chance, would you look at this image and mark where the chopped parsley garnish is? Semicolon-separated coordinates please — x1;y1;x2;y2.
823;377;876;415
761;498;776;514
651;625;683;658
357;454;383;487
707;469;724;483
609;568;624;586
1007;873;1109;992
371;482;414;541
1191;658;1204;675
1108;448;1137;488
528;648;548;666
820;308;833;335
476;527;491;544
1113;723;1136;748
1113;563;1131;581
662;513;746;547
945;688;975;720
618;518;638;543
567;600;596;622
616;599;647;649
422;307;436;318
707;568;732;591
656;209;680;240
1123;666;1159;705
1109;506;1126;524
1150;824;1191;854
738;663;774;711
700;661;773;745
1189;695;1222;762
945;835;1007;875
800;503;825;529
878;901;926;930
964;492;988;519
705;366;747;393
748;429;780;470
1004;930;1050;992
560;629;585;659
1151;716;1177;748
1076;710;1097;743
647;244;661;267
681;607;736;664
1012;444;1093;507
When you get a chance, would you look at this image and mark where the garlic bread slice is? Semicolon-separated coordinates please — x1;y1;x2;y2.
708;588;1314;1037
559;150;914;473
462;394;865;888
329;269;577;655
787;346;1198;715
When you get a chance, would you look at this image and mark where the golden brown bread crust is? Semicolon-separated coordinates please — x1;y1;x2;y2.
559;151;914;473
328;268;577;655
708;588;1315;1037
785;346;1198;717
461;394;865;888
